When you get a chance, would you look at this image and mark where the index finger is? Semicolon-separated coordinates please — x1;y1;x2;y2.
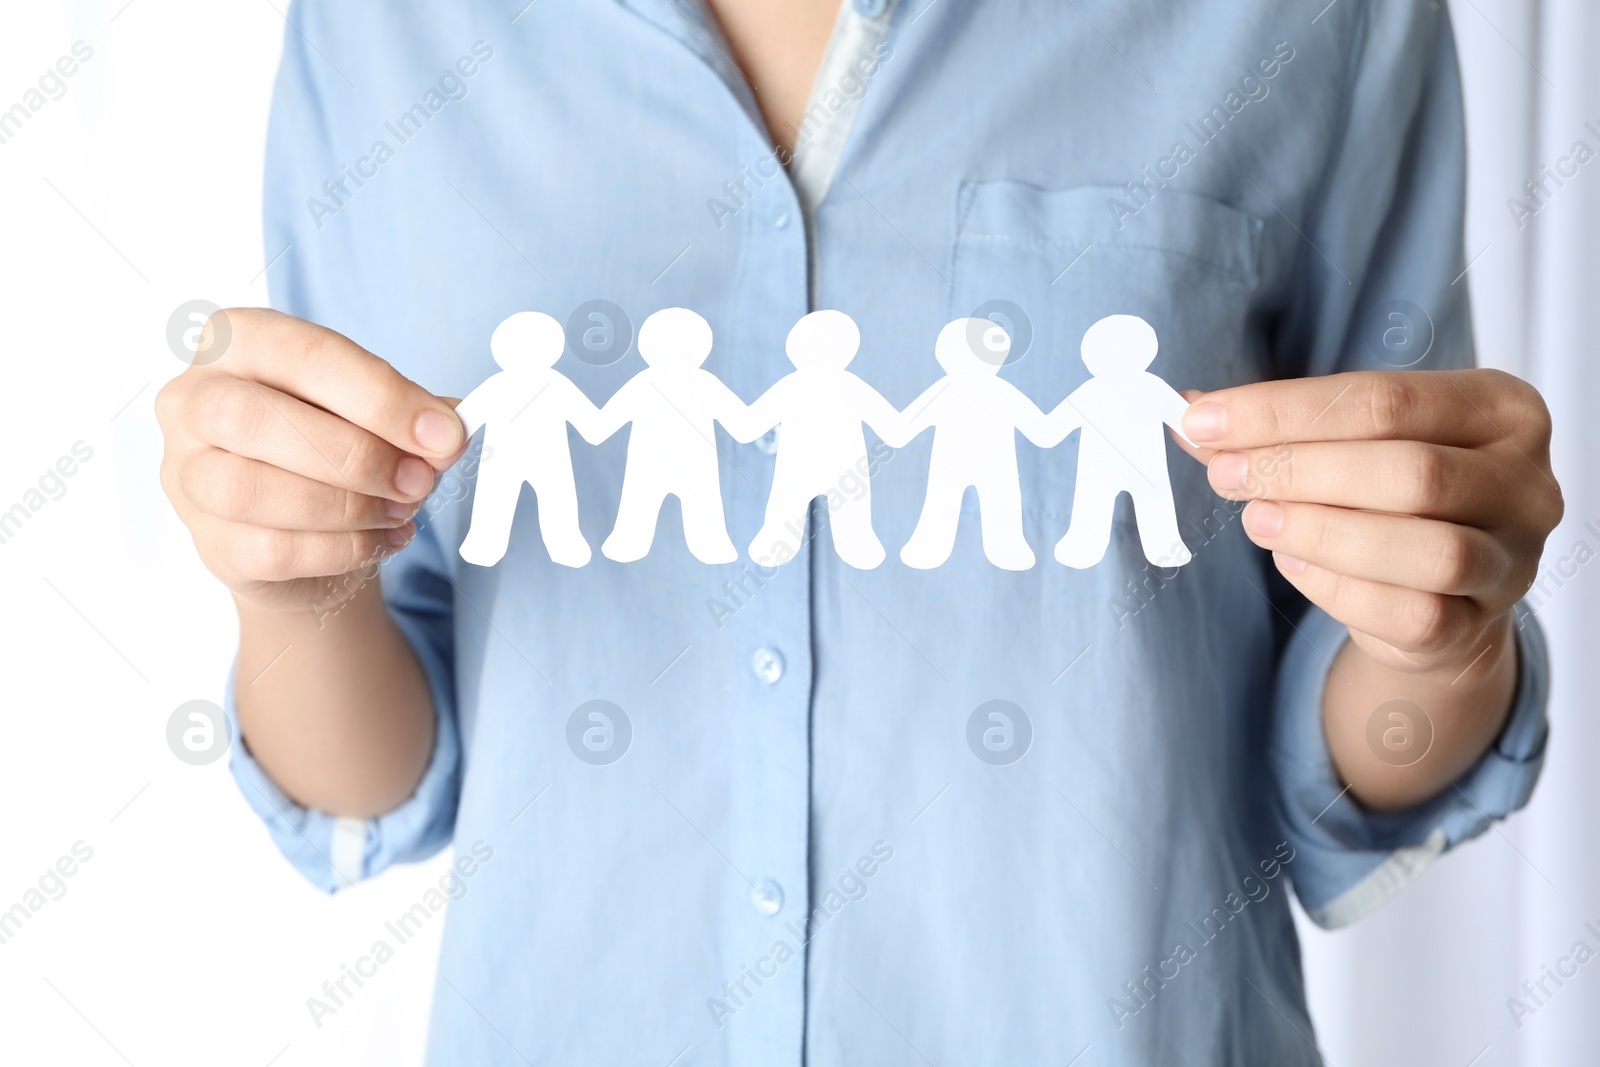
1181;370;1501;450
210;308;464;464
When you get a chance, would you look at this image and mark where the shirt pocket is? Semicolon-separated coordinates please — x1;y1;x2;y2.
947;181;1266;524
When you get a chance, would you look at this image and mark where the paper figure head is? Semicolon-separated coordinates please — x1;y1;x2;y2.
1081;314;1158;376
490;311;566;373
785;309;861;371
639;308;713;370
935;318;1008;377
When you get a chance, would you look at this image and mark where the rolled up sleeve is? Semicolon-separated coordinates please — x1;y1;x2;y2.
1270;604;1549;929
222;519;463;893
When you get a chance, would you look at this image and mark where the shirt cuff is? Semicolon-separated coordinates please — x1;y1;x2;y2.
1270;602;1549;929
222;604;462;893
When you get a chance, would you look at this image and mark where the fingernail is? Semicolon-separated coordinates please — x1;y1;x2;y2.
414;409;462;456
1210;452;1249;491
1184;402;1227;442
394;456;434;498
385;523;415;549
1244;500;1284;538
1273;550;1306;575
384;498;416;522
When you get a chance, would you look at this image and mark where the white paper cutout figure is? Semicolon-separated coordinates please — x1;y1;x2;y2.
744;310;911;569
899;319;1064;571
456;312;608;568
590;308;765;564
1046;314;1194;569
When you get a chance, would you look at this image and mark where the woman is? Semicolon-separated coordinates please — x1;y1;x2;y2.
156;0;1559;1062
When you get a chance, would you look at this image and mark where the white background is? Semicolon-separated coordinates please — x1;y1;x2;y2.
0;2;1593;1064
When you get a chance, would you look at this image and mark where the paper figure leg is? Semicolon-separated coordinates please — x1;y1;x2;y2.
459;458;525;567
1054;485;1118;569
828;490;887;570
975;475;1035;571
749;472;812;567
602;469;669;563
1130;481;1192;567
900;476;965;570
532;466;591;568
679;470;738;564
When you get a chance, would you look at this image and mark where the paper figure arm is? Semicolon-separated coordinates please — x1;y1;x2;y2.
453;373;505;440
1156;378;1197;449
855;377;914;448
557;378;612;445
588;378;639;443
707;376;767;444
739;381;786;443
898;379;948;440
1013;389;1061;448
1037;391;1087;448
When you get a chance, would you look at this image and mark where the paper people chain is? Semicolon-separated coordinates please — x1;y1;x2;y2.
453;308;1195;571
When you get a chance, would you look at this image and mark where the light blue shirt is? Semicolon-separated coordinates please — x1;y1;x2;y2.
228;1;1550;1063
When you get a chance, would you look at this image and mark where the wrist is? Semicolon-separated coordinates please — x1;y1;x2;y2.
1345;611;1517;691
234;566;392;640
1325;613;1519;812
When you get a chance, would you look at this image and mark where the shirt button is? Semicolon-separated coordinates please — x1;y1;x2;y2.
752;646;785;684
771;208;791;230
751;879;784;916
854;0;889;18
755;427;779;454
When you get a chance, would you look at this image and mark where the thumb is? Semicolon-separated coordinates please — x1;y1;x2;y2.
427;396;470;470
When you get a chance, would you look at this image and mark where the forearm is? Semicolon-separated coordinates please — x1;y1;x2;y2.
1322;613;1517;812
233;582;435;818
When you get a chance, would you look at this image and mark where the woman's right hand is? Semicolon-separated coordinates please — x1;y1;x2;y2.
156;308;465;612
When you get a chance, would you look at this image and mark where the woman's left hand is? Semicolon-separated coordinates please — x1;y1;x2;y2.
1178;368;1562;674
